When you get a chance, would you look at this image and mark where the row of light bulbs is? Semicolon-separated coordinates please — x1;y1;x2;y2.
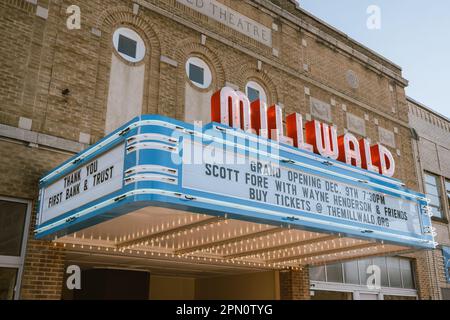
70;228;337;262
55;236;394;270
64;220;389;266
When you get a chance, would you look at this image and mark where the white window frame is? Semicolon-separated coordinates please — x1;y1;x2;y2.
0;196;32;300
424;172;444;219
310;257;417;300
185;57;212;89
112;27;146;63
310;281;418;300
245;81;267;104
444;179;450;218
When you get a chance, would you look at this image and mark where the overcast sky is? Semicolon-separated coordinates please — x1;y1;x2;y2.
299;0;450;118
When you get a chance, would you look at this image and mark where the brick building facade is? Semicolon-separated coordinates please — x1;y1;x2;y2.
408;98;450;300
0;0;446;300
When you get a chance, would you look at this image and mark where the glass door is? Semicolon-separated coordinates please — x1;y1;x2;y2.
0;197;31;300
0;268;18;300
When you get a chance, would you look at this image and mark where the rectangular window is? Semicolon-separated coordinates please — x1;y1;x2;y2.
372;257;389;287
424;173;444;219
443;246;450;284
400;259;415;289
0;200;27;256
446;179;450;212
358;259;372;286
118;34;137;59
311;257;416;291
343;261;359;284
247;86;260;103
387;257;402;288
309;265;326;282
326;263;344;283
189;63;204;86
0;268;18;300
0;197;30;300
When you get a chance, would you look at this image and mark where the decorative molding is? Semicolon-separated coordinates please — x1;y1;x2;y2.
310;97;332;122
79;132;91;144
346;113;366;137
133;3;140;15
0;124;87;153
379;127;396;148
176;0;273;47
272;48;279;57
18;117;32;131
35;6;48;19
407;97;450;129
330;98;336;106
91;27;102;37
250;0;407;86
225;82;239;90
160;55;178;67
235;64;278;104
4;0;36;14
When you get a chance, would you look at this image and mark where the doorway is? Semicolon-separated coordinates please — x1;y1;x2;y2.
64;268;150;300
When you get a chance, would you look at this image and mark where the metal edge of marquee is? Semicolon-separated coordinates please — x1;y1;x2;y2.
35;189;435;250
34;115;436;249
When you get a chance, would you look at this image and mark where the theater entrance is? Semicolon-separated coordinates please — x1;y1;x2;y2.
57;206;411;300
37;115;434;300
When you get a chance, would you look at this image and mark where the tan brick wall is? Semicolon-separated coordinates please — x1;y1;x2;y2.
279;268;310;300
408;99;450;300
20;222;66;300
0;140;71;299
1;0;412;151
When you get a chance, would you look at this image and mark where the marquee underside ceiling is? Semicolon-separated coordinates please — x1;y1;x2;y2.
54;206;412;275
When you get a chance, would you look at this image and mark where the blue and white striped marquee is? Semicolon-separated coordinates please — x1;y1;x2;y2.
35;115;436;251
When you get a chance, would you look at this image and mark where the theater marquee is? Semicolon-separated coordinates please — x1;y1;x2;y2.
35;88;435;250
182;142;421;236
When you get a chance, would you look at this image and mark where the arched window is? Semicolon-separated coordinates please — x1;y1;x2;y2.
185;57;212;89
112;27;146;63
245;81;267;103
105;27;147;134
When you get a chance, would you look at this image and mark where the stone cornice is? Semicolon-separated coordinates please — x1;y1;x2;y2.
407;97;450;126
251;0;408;86
0;124;87;154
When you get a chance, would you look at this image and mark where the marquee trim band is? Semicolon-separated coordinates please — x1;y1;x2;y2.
35;188;436;248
